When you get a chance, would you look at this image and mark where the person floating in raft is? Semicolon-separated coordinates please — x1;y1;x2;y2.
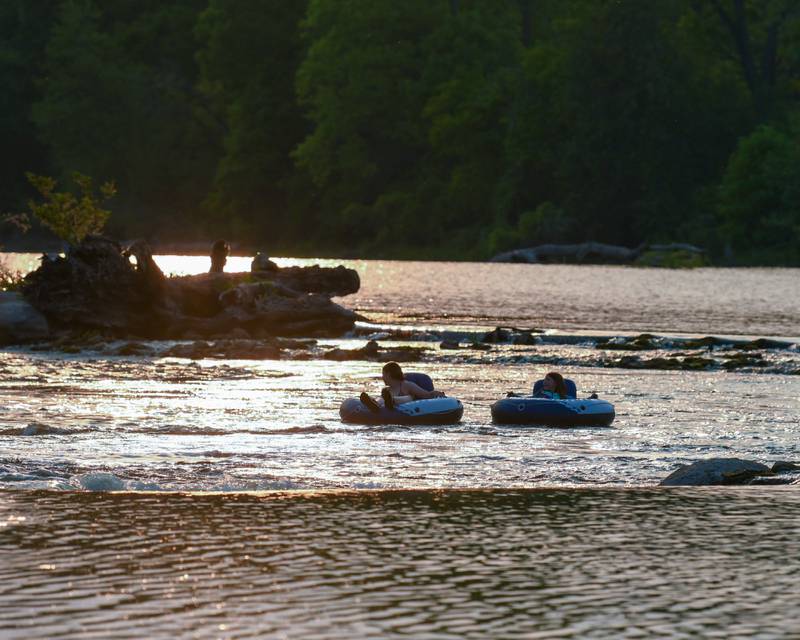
533;371;569;399
508;370;597;399
360;361;446;411
209;239;230;273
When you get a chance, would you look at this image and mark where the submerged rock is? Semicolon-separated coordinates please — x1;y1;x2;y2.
323;340;427;362
682;336;732;349
162;339;282;360
608;355;716;371
110;342;156;357
739;338;794;351
20;422;70;436
481;326;541;345
597;334;660;351
721;353;768;370
660;458;771;486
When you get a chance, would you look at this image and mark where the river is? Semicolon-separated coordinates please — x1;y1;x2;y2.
1;255;798;638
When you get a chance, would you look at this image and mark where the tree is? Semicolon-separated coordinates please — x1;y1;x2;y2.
690;0;800;122
717;124;800;263
0;1;59;211
294;0;444;249
196;0;310;243
32;0;215;239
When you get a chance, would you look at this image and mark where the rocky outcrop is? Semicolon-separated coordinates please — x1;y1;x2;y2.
19;235;362;342
0;292;50;344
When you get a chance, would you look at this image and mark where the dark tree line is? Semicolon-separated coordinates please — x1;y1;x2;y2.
2;0;799;263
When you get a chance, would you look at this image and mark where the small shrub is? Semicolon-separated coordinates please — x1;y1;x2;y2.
24;172;116;246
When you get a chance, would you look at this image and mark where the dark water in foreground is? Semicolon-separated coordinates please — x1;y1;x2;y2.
2;488;799;639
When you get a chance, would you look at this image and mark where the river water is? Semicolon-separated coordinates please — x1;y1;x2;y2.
1;255;799;638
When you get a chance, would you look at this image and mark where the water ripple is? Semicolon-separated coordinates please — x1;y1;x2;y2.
1;488;798;638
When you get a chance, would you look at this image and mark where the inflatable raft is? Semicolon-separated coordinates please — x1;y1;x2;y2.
490;397;615;426
340;372;463;425
339;396;464;425
491;378;615;427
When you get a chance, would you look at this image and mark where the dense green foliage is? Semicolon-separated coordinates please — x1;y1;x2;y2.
1;0;799;263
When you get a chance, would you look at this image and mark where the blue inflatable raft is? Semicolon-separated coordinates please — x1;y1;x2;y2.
339;373;464;425
491;378;615;427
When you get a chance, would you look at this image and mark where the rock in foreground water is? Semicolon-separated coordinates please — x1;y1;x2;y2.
660;458;771;486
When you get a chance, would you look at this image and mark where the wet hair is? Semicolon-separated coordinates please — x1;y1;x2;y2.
382;361;404;381
546;371;568;399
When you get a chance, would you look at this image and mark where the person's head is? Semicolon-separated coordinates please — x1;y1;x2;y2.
543;371;568;398
382;361;404;385
211;239;230;257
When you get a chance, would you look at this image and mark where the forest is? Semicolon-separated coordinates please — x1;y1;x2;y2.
1;0;799;264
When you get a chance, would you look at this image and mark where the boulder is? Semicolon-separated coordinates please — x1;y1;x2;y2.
0;292;50;344
660;458;771;486
481;326;541;345
22;235;167;335
771;461;800;473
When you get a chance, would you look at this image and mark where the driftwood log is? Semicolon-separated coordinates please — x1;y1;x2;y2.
490;242;705;264
21;235;362;340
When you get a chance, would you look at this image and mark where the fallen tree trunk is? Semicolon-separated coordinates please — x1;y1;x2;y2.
490;241;704;264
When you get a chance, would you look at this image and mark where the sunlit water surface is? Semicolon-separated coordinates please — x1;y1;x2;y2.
1;254;798;638
4;253;800;337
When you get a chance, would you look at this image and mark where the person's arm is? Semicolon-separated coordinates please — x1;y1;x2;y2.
403;380;445;399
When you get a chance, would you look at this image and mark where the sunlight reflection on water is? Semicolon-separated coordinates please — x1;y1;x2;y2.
3;252;799;336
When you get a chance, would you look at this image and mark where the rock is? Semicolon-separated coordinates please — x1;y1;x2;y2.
274;337;316;350
771;461;800;473
0;292;50;344
721;353;768;370
111;341;155;356
162;339;282;360
227;327;252;340
739;338;794;351
251;252;278;272
682;336;730;349
272;264;360;297
660;458;771;486
323;340;426;362
21;422;69;435
608;355;715;371
22;235;167;335
597;334;660;351
481;326;541;345
440;340;461;350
